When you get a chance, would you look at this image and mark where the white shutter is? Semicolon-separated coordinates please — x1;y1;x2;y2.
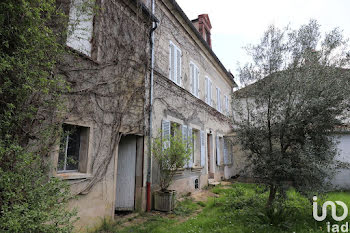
225;95;228;115
195;67;199;97
188;127;193;167
218;88;221;112
200;130;206;167
182;125;188;168
209;79;212;106
190;63;194;94
205;77;208;103
216;136;221;165
162;120;171;149
176;48;181;85
223;139;228;165
169;43;175;81
66;0;93;56
216;88;219;111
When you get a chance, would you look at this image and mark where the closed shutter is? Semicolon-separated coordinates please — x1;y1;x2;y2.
225;95;228;115
169;43;175;81
209;79;213;106
176;49;181;85
188;127;193;167
182;125;188;168
223;139;228;165
216;136;221;165
195;67;199;97
190;63;194;94
162;120;170;149
205;77;208;103
200;130;206;167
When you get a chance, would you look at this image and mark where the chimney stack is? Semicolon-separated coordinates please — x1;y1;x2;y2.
192;14;212;48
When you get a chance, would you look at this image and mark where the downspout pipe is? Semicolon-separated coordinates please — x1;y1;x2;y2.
147;0;157;212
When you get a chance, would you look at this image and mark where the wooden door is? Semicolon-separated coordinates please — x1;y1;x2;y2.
115;135;137;211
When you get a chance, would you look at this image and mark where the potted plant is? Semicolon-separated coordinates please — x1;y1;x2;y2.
152;127;192;211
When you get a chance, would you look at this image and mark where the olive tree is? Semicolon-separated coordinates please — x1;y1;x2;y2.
233;20;350;207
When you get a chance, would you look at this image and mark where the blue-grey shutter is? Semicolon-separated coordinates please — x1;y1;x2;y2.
216;136;221;165
162;120;170;149
182;125;188;168
223;138;228;165
200;131;206;167
188;127;193;167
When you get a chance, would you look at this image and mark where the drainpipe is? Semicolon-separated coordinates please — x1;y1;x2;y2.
147;0;157;212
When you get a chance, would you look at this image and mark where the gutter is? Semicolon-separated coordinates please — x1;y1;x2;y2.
146;0;158;212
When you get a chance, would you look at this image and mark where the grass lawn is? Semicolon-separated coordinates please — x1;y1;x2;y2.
94;183;350;233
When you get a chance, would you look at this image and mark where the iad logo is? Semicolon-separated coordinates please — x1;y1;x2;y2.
313;196;348;222
313;196;350;233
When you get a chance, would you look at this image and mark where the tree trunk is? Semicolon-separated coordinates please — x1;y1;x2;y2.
267;185;276;208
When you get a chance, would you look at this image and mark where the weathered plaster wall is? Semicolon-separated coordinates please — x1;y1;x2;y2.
146;0;236;196
54;0;151;231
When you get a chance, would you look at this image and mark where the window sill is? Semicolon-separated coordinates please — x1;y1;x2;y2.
56;172;93;180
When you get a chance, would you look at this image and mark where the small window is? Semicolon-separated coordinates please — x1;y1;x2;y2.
169;41;182;86
58;124;89;173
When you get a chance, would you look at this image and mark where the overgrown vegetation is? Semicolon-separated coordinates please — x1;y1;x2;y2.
234;20;350;206
152;127;192;191
94;183;350;233
0;0;76;231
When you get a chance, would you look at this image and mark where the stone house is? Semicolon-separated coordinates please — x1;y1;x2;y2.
52;0;237;231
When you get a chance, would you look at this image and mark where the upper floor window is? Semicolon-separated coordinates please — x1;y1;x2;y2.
58;124;89;173
216;87;221;112
66;0;94;56
190;62;199;97
169;41;182;86
205;77;213;106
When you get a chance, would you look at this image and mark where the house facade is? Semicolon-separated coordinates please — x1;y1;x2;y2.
52;0;237;231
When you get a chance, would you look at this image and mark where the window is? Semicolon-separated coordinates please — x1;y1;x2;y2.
169;41;182;86
190;62;199;97
66;0;94;56
58;124;89;173
205;77;213;106
224;95;229;115
216;87;221;112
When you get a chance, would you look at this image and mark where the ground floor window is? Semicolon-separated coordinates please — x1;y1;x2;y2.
58;124;89;173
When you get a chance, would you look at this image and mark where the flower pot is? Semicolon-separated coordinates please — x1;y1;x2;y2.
154;190;176;212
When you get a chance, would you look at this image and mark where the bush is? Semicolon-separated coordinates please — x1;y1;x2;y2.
0;144;77;232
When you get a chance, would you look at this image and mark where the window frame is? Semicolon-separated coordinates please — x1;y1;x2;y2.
56;123;91;176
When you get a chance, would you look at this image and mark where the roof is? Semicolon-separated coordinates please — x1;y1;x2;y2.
167;0;237;87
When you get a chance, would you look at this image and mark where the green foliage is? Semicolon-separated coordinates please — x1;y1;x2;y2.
0;0;76;231
94;183;350;233
0;144;77;232
152;127;192;191
173;198;199;216
234;20;350;205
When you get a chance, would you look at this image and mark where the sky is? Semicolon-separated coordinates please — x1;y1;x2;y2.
176;0;350;83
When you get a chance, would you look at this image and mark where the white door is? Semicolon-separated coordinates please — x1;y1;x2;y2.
115;135;137;211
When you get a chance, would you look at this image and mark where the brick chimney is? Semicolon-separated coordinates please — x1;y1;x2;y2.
192;14;212;48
